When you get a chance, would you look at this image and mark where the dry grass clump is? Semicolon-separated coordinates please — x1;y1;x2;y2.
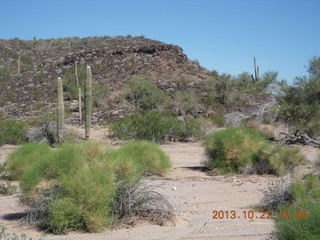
0;182;17;195
112;181;174;227
259;174;293;211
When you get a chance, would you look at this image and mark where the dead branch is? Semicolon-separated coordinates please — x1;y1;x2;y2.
278;131;320;147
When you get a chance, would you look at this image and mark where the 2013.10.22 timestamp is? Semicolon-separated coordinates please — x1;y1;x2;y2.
212;210;308;220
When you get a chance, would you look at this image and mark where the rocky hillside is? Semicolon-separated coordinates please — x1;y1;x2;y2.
0;36;211;123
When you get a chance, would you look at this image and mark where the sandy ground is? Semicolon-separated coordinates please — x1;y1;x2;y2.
0;132;319;240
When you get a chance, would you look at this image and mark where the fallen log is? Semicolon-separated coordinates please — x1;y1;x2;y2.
278;131;320;148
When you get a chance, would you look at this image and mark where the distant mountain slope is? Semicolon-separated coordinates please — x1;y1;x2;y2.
0;36;210;122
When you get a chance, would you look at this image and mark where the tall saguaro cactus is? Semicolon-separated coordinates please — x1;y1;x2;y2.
75;61;79;86
252;56;259;82
78;87;82;124
17;55;21;75
85;66;92;140
57;77;64;143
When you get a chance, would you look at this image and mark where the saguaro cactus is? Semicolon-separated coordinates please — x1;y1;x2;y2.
85;66;92;140
17;55;21;75
75;61;79;86
252;56;259;82
56;77;64;143
78;87;82;124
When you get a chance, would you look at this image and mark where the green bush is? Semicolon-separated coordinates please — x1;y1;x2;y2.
273;201;320;240
6;143;51;180
203;127;266;173
124;77;171;112
271;176;320;240
173;89;203;115
110;111;203;142
0;120;27;146
251;145;304;175
207;114;225;127
278;57;320;137
203;127;304;174
47;198;84;234
112;141;171;177
11;140;171;233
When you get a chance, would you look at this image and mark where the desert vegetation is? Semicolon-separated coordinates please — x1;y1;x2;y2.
110;77;206;142
5;141;172;234
260;175;320;240
0;120;27;146
202;127;304;175
278;57;320;138
0;35;319;240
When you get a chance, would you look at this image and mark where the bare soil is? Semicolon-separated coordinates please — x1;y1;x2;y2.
0;132;319;240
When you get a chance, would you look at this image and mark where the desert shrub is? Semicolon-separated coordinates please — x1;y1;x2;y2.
290;175;320;203
62;127;81;143
172;89;203;116
248;145;304;175
46;197;84;234
6;143;51;180
259;174;293;211
112;141;171;177
112;181;173;226
203;127;304;174
207;114;225;127
0;226;42;240
92;84;109;107
202;127;266;173
13;140;171;233
124;77;171;112
20;144;85;194
19;144;116;233
263;175;320;240
278;57;320;137
0;120;27;146
0;182;17;195
273;201;320;240
110;111;203;143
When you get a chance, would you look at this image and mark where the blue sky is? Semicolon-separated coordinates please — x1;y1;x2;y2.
1;0;319;82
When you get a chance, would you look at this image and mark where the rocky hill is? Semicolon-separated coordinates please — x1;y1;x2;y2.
0;36;211;123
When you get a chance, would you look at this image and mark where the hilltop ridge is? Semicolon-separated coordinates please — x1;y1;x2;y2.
0;36;210;122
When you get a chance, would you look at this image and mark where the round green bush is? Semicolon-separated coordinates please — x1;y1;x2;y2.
203;127;304;175
7;142;51;180
203;127;266;173
15;140;171;233
111;141;171;177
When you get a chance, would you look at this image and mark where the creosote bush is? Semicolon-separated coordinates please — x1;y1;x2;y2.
124;77;170;112
110;111;203;143
8;141;172;234
203;127;304;175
